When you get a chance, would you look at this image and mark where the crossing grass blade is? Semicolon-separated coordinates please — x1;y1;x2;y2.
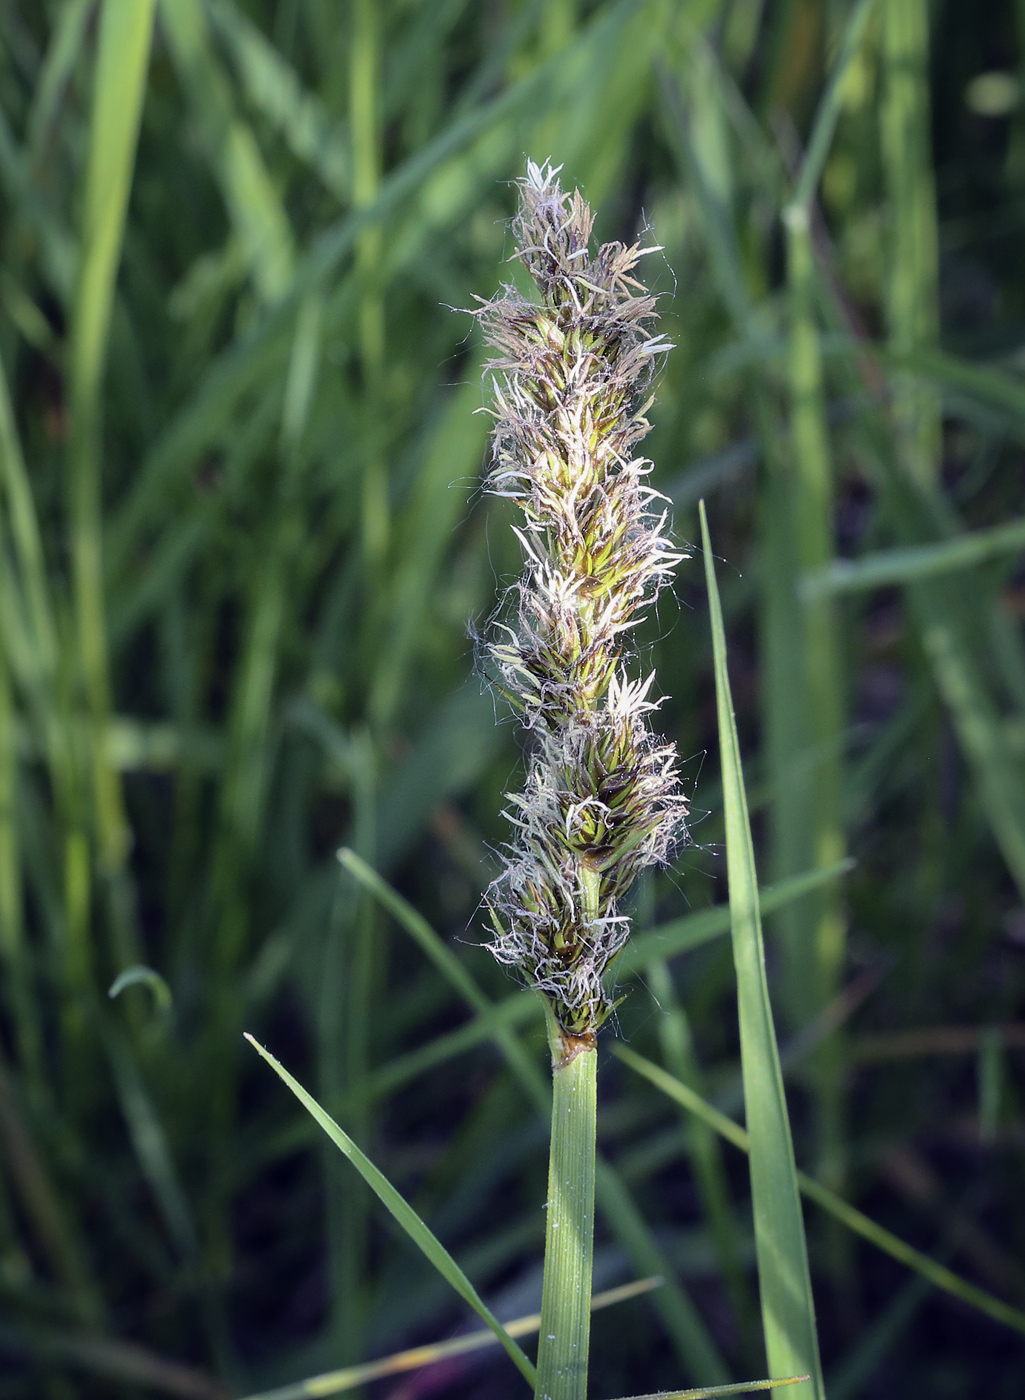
341;861;854;1113
647;957;759;1356
236;1279;660;1400
613;1043;1025;1339
605;1384;808;1400
699;500;825;1400
337;848;731;1385
244;1034;537;1389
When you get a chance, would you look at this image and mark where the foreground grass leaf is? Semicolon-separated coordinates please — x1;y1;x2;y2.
700;500;825;1400
244;1034;537;1388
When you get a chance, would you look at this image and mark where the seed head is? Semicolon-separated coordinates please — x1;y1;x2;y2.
474;161;687;1038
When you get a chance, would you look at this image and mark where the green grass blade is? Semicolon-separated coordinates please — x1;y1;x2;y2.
338;849;730;1384
647;958;758;1356
782;201;849;1220
237;1280;659;1400
699;500;824;1400
208;0;349;200
0;347;59;683
159;0;295;304
69;0;155;958
26;0;93;163
623;862;855;973
607;1383;807;1400
73;0;155;478
244;1034;537;1388
337;847;498;1023
880;0;940;485
801;517;1025;596
788;0;877;213
614;1044;1025;1339
593;1155;730;1387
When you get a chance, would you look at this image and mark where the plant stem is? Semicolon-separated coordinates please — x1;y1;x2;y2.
536;1028;597;1400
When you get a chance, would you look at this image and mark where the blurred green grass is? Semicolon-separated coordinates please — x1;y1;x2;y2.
1;1;1025;1397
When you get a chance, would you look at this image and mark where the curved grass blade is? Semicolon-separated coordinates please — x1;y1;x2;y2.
700;501;824;1400
607;1383;808;1400
70;0;155;954
243;1034;536;1389
327;861;857;1118
613;1043;1025;1339
337;849;730;1384
237;1278;660;1400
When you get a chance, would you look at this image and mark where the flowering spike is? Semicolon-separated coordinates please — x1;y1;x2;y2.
473;162;688;1039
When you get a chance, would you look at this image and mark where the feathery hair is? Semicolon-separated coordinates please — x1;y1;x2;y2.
475;161;687;1042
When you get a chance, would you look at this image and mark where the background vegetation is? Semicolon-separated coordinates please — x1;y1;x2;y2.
0;0;1024;1396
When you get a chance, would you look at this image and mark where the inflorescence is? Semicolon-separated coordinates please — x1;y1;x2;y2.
473;161;688;1043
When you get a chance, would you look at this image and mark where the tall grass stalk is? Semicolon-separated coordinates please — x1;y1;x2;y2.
70;0;154;971
536;1024;597;1400
881;0;940;486
473;163;687;1398
778;0;877;1222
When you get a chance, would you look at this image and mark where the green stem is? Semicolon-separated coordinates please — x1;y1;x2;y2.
783;209;847;1201
880;0;940;486
536;1029;597;1400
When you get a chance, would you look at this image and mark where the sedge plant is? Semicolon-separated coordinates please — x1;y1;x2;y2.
248;160;818;1400
473;161;689;1400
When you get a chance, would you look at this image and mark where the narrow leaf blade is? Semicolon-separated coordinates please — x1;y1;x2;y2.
700;501;825;1399
244;1034;536;1387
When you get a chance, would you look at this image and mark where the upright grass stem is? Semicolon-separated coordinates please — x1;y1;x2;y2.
472;162;687;1400
537;1032;597;1400
880;0;940;486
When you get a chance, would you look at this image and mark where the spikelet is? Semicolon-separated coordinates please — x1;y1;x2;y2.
474;161;688;1041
